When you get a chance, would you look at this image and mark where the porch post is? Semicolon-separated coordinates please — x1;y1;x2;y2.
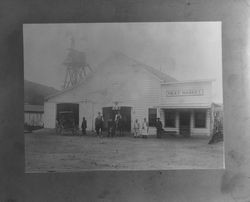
157;107;160;118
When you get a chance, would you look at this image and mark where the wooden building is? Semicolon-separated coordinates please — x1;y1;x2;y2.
24;104;44;127
44;52;217;136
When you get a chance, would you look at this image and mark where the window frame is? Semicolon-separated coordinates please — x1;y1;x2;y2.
194;110;207;128
164;110;176;128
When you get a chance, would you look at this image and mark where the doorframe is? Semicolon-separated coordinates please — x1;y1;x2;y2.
102;106;132;132
179;110;191;136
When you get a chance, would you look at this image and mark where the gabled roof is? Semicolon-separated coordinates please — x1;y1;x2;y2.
46;52;177;100
119;52;176;82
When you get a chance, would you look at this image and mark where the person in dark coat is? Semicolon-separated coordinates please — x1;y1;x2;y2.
95;112;103;137
155;118;163;138
100;115;104;137
115;112;123;136
81;117;87;136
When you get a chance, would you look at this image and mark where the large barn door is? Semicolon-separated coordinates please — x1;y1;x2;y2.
102;106;131;132
102;107;114;130
120;107;131;131
56;103;79;126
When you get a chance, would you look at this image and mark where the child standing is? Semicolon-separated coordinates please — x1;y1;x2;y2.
141;118;149;138
133;119;140;138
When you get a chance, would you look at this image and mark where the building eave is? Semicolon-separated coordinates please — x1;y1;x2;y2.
155;103;212;109
161;79;215;85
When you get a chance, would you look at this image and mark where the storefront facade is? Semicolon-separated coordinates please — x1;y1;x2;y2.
156;80;213;136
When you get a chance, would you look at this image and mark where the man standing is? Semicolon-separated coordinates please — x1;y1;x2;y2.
155;118;163;138
81;117;87;136
95;112;103;137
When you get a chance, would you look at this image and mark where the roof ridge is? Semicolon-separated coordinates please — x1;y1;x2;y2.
46;52;177;100
108;51;177;82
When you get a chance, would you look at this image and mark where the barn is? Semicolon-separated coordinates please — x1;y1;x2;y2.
44;52;215;136
24;104;44;127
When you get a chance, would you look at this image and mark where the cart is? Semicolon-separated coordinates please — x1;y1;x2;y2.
56;111;78;135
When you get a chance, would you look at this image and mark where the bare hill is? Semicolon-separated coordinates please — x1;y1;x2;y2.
24;80;59;105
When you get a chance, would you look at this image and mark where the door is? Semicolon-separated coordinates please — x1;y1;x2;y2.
179;111;191;137
102;106;132;131
119;107;132;131
56;103;79;126
102;107;115;130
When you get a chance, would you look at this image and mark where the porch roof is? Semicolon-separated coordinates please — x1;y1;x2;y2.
155;103;211;109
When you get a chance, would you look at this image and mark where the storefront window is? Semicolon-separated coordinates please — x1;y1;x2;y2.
148;108;157;127
164;110;176;127
194;110;206;128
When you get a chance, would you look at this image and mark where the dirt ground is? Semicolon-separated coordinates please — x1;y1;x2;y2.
25;129;224;172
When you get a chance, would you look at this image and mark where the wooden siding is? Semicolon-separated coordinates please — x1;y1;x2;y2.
45;68;162;133
44;102;56;128
24;112;44;126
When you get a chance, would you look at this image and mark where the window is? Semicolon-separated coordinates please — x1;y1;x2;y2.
194;110;206;128
148;108;157;127
164;110;176;127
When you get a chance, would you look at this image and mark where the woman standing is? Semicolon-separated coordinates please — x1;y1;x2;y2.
141;118;149;138
133;119;140;138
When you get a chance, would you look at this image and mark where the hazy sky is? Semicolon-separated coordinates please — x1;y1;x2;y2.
23;22;222;102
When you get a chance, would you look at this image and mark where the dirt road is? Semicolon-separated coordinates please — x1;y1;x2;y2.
25;129;224;172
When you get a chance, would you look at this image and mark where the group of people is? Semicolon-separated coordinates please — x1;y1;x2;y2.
133;118;148;138
81;111;164;138
133;117;163;138
81;112;105;137
81;112;123;137
107;112;123;137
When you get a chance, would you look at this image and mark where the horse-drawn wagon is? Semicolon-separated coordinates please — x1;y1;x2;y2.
56;111;78;135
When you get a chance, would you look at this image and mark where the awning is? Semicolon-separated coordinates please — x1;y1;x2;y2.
155;103;211;109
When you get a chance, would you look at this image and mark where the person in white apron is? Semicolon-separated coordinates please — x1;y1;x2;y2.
133;119;140;138
141;118;149;138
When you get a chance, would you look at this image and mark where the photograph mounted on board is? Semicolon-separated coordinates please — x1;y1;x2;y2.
24;22;224;172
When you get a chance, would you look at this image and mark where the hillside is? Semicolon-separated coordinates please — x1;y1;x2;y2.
24;80;59;105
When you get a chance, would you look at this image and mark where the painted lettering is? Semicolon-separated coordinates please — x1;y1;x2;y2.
166;89;204;97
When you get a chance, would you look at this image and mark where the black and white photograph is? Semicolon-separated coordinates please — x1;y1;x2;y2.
24;22;224;172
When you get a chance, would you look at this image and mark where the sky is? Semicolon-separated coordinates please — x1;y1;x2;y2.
23;22;223;102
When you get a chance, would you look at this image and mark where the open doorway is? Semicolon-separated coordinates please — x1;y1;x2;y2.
179;111;191;137
102;106;131;131
56;103;79;126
